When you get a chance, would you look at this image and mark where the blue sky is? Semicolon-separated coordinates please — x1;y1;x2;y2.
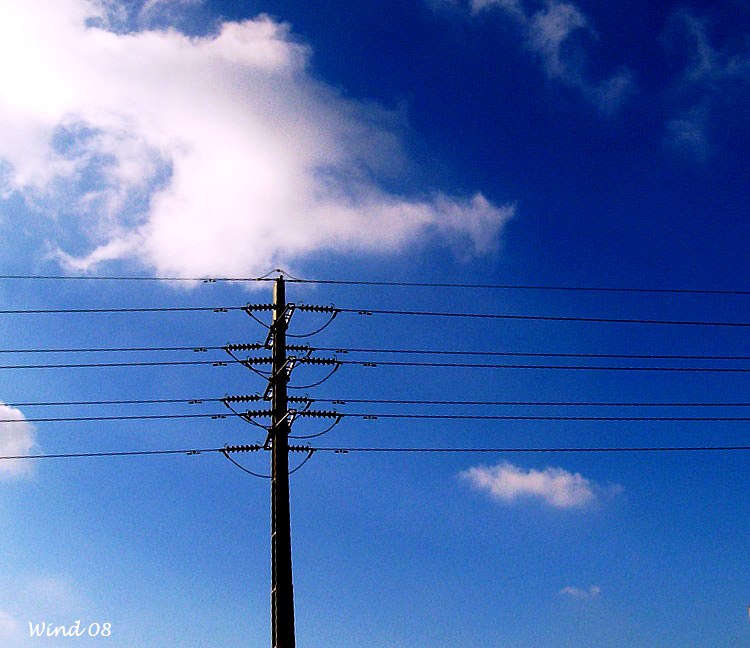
0;0;749;646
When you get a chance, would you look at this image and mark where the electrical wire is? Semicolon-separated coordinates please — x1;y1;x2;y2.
288;363;342;389
5;273;750;296
0;274;275;283
0;447;226;460
311;397;750;408
287;312;339;338
222;450;271;479
337;413;750;422
11;396;750;409
315;445;750;453
0;413;236;423
289;416;342;440
341;308;750;328
4;397;224;408
338;360;750;373
311;347;750;361
0;345;225;354
5;443;750;460
0;359;244;370
0;306;245;314
4;345;750;364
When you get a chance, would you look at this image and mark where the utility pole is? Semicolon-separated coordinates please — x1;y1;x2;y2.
270;275;295;648
229;277;339;645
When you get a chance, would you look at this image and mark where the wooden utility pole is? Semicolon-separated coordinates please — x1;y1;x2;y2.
270;275;296;648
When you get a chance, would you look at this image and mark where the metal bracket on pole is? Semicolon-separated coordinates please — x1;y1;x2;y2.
264;304;295;349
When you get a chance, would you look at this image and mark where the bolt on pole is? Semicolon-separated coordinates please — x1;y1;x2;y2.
270;275;296;648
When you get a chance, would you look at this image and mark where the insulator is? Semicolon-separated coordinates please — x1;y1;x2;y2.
289;445;314;453
242;409;273;418
225;342;264;351
224;444;262;453
298;410;340;419
243;303;274;311
298;357;340;366
222;394;262;403
295;304;340;314
242;356;273;365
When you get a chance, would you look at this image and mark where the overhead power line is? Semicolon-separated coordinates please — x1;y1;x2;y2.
0;413;235;423
4;444;750;461
3;273;750;296
310;398;750;407
336;360;750;373
10;358;750;372
5;345;750;363
0;345;225;354
316;445;750;454
342;308;750;328
0;359;243;370
312;347;750;361
10;411;750;424
0;447;227;460
0;305;245;314
12;396;750;408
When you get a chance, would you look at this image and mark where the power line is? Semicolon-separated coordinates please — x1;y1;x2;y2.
4;273;750;296
285;278;750;295
315;445;750;453
0;359;243;370
0;446;226;460
0;345;225;354
342;308;750;328
6;345;750;363
312;347;750;361
0;274;273;283
12;396;750;409
5;444;750;461
0;413;236;423
336;413;750;421
311;398;750;407
5;397;225;408
337;360;750;373
12;411;750;424
0;305;245;314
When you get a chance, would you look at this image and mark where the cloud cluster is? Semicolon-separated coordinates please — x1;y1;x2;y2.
559;584;600;600
460;461;619;509
0;404;36;480
467;0;633;111
663;9;750;159
0;0;513;278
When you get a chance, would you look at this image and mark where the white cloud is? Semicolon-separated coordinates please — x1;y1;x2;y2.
0;404;37;480
0;609;20;639
559;584;600;600
465;0;633;111
459;461;620;509
0;0;513;278
663;9;750;158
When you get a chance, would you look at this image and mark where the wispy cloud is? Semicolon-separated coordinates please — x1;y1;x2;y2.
0;609;20;639
560;584;600;600
0;0;513;278
458;0;633;111
663;8;750;159
0;404;37;480
459;461;621;509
